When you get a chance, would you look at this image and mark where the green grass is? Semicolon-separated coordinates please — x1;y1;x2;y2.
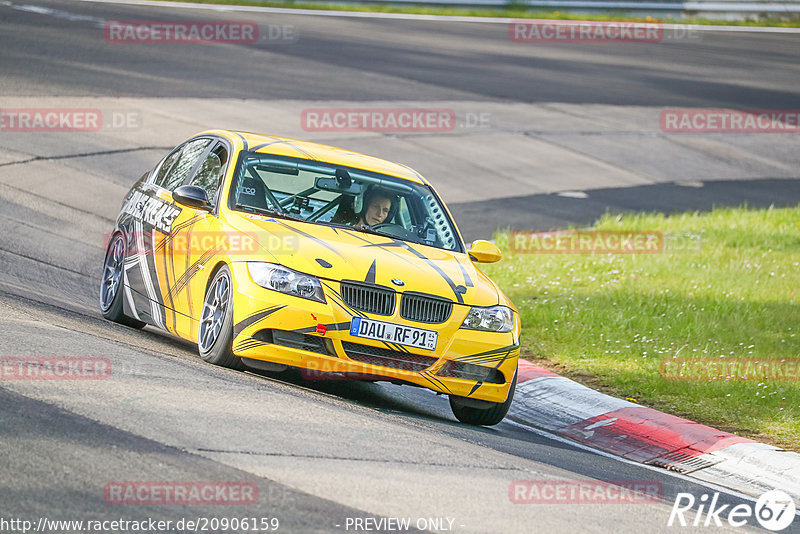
483;205;800;450
162;0;800;27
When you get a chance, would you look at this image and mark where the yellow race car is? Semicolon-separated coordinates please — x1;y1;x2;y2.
100;130;520;425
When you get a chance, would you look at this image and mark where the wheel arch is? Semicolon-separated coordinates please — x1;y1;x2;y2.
203;260;232;298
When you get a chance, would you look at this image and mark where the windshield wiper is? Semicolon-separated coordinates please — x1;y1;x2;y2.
355;225;418;244
234;204;303;221
320;221;400;240
353;226;392;238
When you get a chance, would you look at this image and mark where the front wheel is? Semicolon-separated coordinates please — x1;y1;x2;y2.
100;233;146;329
449;369;517;426
198;266;243;370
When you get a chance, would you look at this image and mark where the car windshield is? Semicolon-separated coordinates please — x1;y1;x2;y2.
229;153;463;253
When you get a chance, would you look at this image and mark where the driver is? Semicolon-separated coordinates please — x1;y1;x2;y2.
354;187;395;228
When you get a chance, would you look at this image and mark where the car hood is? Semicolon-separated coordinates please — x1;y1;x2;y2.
227;215;501;307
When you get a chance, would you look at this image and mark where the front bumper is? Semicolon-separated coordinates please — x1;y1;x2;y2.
228;262;520;403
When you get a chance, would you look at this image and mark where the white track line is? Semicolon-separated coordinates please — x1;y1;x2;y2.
73;0;800;33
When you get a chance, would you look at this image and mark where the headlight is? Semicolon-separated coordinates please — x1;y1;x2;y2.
460;305;513;332
247;262;326;303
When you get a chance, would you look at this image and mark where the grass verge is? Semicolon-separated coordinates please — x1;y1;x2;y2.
483;205;800;450
162;0;800;28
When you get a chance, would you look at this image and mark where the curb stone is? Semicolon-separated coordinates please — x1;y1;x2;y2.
510;360;800;502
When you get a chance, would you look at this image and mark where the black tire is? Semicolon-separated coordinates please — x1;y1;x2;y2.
198;265;243;370
449;368;517;426
100;233;146;329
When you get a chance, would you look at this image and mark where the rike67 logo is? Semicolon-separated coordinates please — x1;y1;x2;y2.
668;490;796;531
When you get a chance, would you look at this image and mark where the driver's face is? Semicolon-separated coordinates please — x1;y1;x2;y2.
364;197;391;226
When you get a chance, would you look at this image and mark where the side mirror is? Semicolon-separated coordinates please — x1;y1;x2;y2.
173;185;212;211
468;240;502;263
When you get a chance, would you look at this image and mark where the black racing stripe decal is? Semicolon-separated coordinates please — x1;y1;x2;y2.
342;228;384;246
381;341;411;354
322;282;365;318
235;339;257;350
172;214;205;233
153;215;204;253
403;244;464;304
159;231;177;334
323;282;429;356
455;353;509;365
467;382;482;397
234;339;268;352
248;139;316;160
166;222;179;332
463;343;520;358
185;225;195;324
169;248;216;299
457;259;474;288
348;232;414;258
418;371;452;394
272;220;345;258
233;305;285;337
346;232;445;285
455;344;520;365
142;223;168;328
420;370;448;390
330;295;364;319
360;239;464;304
359;239;409;251
250;139;315;157
364;260;376;284
236;133;249;151
283;141;316;159
395;162;426;182
354;239;431;278
123;266;149;320
248;138;284;152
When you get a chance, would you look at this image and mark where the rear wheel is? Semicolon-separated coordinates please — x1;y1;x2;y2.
198;266;243;370
449;369;517;426
100;233;146;329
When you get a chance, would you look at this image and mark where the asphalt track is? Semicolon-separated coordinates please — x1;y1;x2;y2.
2;0;799;105
0;1;799;532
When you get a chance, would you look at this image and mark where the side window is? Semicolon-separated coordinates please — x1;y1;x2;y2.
160;138;212;192
190;144;228;205
153;147;182;188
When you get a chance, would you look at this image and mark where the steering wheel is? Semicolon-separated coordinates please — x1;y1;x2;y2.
371;223;415;240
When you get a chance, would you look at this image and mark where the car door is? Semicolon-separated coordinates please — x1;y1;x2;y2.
160;139;231;341
123;137;212;334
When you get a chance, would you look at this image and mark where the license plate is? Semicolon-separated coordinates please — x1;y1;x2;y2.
349;317;437;351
